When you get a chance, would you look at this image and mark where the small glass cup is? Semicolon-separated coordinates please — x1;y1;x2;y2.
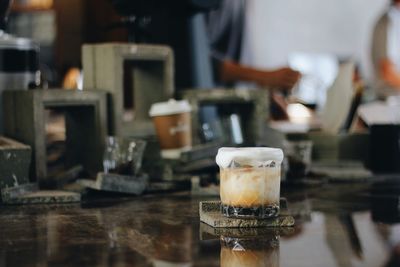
216;147;284;219
283;140;313;180
103;136;121;174
103;136;146;176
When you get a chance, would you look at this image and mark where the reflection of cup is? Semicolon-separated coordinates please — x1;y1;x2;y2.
149;99;192;159
152;221;192;267
216;147;284;219
220;236;279;267
283;140;313;180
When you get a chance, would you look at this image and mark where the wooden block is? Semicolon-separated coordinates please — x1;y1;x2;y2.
3;89;108;181
144;181;190;193
78;172;148;195
181;88;270;145
199;201;295;228
179;143;221;163
0;136;31;190
3;190;81;205
1;183;38;202
82;43;175;136
53;165;84;187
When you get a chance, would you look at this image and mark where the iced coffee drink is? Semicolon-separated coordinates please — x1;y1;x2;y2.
216;147;284;219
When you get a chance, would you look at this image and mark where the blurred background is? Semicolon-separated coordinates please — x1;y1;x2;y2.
5;0;389;88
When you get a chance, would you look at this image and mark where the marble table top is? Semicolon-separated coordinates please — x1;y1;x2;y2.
1;178;400;267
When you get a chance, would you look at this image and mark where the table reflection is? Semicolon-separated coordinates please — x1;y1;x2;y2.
325;214;362;267
125;219;193;266
3;183;400;267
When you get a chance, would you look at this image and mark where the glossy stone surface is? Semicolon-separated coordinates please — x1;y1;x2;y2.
1;180;400;266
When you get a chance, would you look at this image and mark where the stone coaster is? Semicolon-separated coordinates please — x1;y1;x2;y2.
1;183;38;202
199;201;295;228
200;221;295;240
0;136;31;192
78;173;148;195
3;190;81;205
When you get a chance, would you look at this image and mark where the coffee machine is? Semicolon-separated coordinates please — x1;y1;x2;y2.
0;0;40;133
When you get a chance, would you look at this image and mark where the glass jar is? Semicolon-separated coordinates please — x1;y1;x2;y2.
216;147;284;219
103;136;146;176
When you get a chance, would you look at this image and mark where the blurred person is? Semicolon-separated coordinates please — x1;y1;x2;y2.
207;0;301;119
110;0;300;92
109;0;300;121
372;0;400;99
207;0;300;91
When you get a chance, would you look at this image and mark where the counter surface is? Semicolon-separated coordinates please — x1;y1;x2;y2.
1;180;400;267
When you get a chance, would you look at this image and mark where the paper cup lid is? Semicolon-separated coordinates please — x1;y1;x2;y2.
149;99;191;117
216;147;284;168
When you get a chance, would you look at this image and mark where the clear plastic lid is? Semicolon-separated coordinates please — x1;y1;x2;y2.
149;99;191;117
216;147;284;168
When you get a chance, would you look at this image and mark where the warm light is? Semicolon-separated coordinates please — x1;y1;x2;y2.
287;103;313;123
27;0;53;9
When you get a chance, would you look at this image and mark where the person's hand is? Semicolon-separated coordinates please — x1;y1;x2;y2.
256;67;301;91
380;59;400;89
220;60;301;91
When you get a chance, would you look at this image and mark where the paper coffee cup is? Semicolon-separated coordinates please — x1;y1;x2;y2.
149;99;192;159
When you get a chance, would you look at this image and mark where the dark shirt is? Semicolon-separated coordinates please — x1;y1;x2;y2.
207;0;246;85
138;0;245;89
207;0;245;62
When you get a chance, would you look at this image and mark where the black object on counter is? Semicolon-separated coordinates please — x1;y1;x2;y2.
370;179;400;224
108;0;221;89
0;0;11;30
370;124;400;174
110;0;221;16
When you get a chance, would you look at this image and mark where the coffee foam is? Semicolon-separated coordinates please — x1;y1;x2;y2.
216;147;284;168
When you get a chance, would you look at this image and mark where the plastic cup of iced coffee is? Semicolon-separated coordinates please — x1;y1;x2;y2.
216;147;284;219
149;99;192;159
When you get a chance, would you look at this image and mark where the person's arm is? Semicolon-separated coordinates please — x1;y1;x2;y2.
220;59;301;90
380;58;400;90
371;13;400;90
